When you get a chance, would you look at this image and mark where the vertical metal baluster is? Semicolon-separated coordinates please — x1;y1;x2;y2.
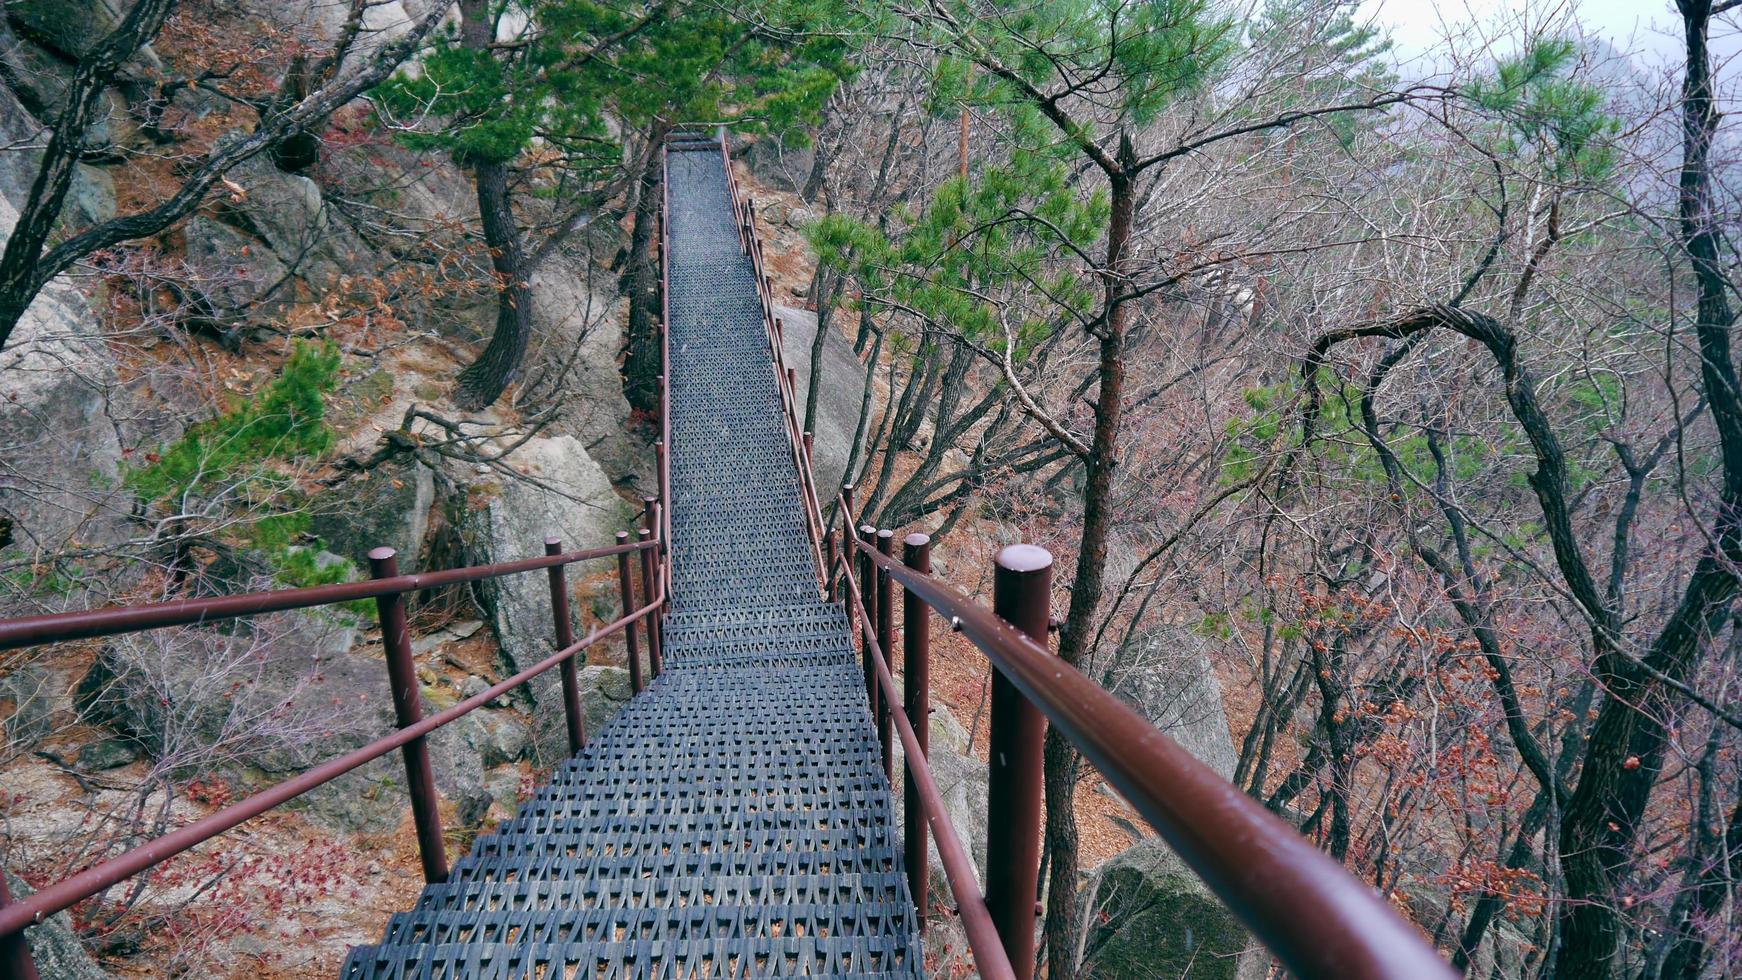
369;548;449;884
985;544;1053;979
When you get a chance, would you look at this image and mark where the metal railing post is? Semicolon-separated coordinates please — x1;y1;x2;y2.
545;537;585;755
0;873;40;980
616;532;644;694
858;524;879;717
902;532;933;927
876;528;895;783
986;544;1052;979
368;547;449;884
638;527;662;679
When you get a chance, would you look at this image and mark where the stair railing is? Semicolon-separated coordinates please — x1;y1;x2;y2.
825;493;1459;980
0;528;667;980
708;133;830;592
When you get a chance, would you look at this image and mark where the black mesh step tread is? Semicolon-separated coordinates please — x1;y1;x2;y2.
342;938;919;979
378;902;917;947
346;142;920;977
447;847;903;884
401;875;914;915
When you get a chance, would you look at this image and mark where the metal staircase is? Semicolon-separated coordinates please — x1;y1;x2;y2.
339;141;923;978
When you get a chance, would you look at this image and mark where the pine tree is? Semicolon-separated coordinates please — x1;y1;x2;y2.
380;0;853;411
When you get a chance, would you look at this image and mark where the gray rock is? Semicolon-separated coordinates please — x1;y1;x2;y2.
0;663;56;748
3;871;110;979
76;611;367;772
0;193;129;572
460;709;530;767
76;736;137;770
0;19;141;152
760;199;790;225
231;0;416;61
309;458;434;568
775;305;864;501
221;150;368;290
1107;625;1238;782
7;0;123;58
484;764;524;808
891;703;988;899
1080;838;1250;978
575;664;632;742
456;436;633;764
461;675;490;700
525;257;637;484
181;216;291;318
784;206;817;229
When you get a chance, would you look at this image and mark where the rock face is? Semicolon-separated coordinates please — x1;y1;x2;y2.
0;663;56;749
526;258;639;484
221;151;368;291
181;216;293;320
3;871;110;980
1107;625;1238;782
775;305;864;501
0;194;129;579
309;458;434;567
1080;837;1249;978
71;609;492;832
890;702;988;899
457;435;634;763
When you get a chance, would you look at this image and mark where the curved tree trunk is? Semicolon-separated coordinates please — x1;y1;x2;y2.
455;156;533;410
452;0;530;411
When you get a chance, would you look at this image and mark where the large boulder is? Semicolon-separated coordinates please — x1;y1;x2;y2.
219;151;368;291
1106;625;1238;782
3;871;109;980
0;194;129;578
456;435;635;763
890;702;988;900
526;258;639;484
232;0;419;61
72;607;535;833
309;457;434;568
0;662;57;750
180;216;292;321
1080;837;1250;978
0;0;152;153
775;305;864;501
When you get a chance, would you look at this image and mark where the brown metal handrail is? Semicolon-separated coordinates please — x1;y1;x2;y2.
834;545;1018;980
0;530;668;977
832;495;1458;979
0;595;658;941
0;540;653;652
715;136;829;589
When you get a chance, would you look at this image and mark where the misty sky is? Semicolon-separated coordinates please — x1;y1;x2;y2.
1357;0;1742;72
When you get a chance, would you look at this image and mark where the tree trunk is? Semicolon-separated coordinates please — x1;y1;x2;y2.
1043;160;1133;980
454;156;534;409
622;124;670;414
0;0;177;351
451;0;531;411
1553;4;1742;973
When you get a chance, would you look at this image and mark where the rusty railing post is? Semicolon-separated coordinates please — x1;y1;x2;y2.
368;547;449;884
545;537;585;756
616;531;644;694
638;527;662;679
858;524;879;715
901;532;932;927
0;872;40;980
876;528;895;782
986;544;1052;979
